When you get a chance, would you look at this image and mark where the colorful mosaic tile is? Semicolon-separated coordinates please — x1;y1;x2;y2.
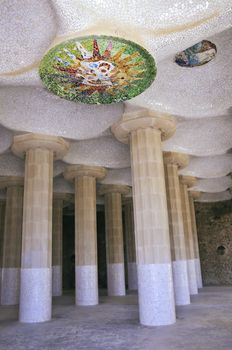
39;35;156;104
175;40;217;68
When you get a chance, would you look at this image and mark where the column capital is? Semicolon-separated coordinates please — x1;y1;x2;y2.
98;184;131;196
189;191;201;200
12;133;69;160
111;110;176;144
179;175;197;188
163;152;189;169
0;176;24;189
64;164;107;181
53;192;73;204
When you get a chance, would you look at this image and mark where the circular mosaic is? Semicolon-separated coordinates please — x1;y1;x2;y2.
39;35;156;104
175;40;217;68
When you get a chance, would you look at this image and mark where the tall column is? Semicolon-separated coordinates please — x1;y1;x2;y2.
164;153;190;306
179;176;198;295
112;111;176;326
98;184;130;297
52;193;71;297
0;177;23;305
64;165;106;305
189;191;203;289
0;199;6;301
12;134;69;323
124;197;137;291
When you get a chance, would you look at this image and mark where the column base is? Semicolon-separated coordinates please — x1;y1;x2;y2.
195;258;203;288
52;265;62;297
187;259;198;295
19;268;52;323
107;263;126;296
128;262;138;291
172;260;190;306
137;263;176;326
1;268;20;305
75;265;98;306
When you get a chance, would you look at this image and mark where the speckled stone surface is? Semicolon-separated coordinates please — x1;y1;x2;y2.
187;259;198;295
190;176;232;193
163;115;232;157
64;137;130;168
179;154;232;179
127;262;138;291
195;259;203;289
0;128;13;155
107;263;126;297
196;191;232;202
100;168;132;186
19;268;52;323
196;201;232;285
0;0;57;74
1;268;20;305
52;266;62;297
1;287;232;350
172;260;190;306
0;87;124;140
137;263;176;326
53;176;74;194
75;265;98;306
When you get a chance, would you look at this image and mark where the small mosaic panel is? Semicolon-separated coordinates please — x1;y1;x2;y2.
175;40;217;68
39;35;156;104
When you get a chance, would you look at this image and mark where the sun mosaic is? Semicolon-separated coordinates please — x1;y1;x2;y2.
39;36;156;104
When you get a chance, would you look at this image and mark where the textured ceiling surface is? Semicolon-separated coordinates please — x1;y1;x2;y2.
0;0;231;202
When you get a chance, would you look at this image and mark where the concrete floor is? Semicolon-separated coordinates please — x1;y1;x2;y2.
0;286;232;350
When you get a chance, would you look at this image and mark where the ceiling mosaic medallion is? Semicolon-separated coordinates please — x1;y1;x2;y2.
39;35;156;104
175;40;217;68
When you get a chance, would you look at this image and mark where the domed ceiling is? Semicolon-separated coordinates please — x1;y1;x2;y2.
0;0;232;202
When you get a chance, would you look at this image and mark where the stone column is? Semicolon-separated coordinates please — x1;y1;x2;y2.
179;176;198;295
112;111;176;326
98;184;130;297
64;165;106;305
124;197;137;291
52;193;71;297
164;153;190;306
12;134;69;323
189;191;203;289
0;177;23;305
0;199;6;301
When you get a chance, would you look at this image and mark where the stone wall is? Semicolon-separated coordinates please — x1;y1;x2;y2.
195;200;232;285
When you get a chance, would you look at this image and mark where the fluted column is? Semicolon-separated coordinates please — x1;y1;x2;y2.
179;176;198;295
99;184;130;297
64;165;106;305
124;197;137;291
52;193;71;296
12;134;69;323
112;111;176;326
0;199;6;301
164;153;190;306
0;177;23;305
189;191;203;289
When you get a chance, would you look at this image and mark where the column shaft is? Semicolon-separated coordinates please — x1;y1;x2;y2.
130;128;175;326
105;192;126;296
75;176;98;305
189;196;203;288
0;200;6;301
180;183;198;295
124;200;137;291
165;164;190;305
52;198;63;296
1;185;23;305
20;148;53;322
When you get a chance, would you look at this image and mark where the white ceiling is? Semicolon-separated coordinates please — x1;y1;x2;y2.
0;0;231;202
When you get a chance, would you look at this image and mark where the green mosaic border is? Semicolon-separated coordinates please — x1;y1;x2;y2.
39;35;156;104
